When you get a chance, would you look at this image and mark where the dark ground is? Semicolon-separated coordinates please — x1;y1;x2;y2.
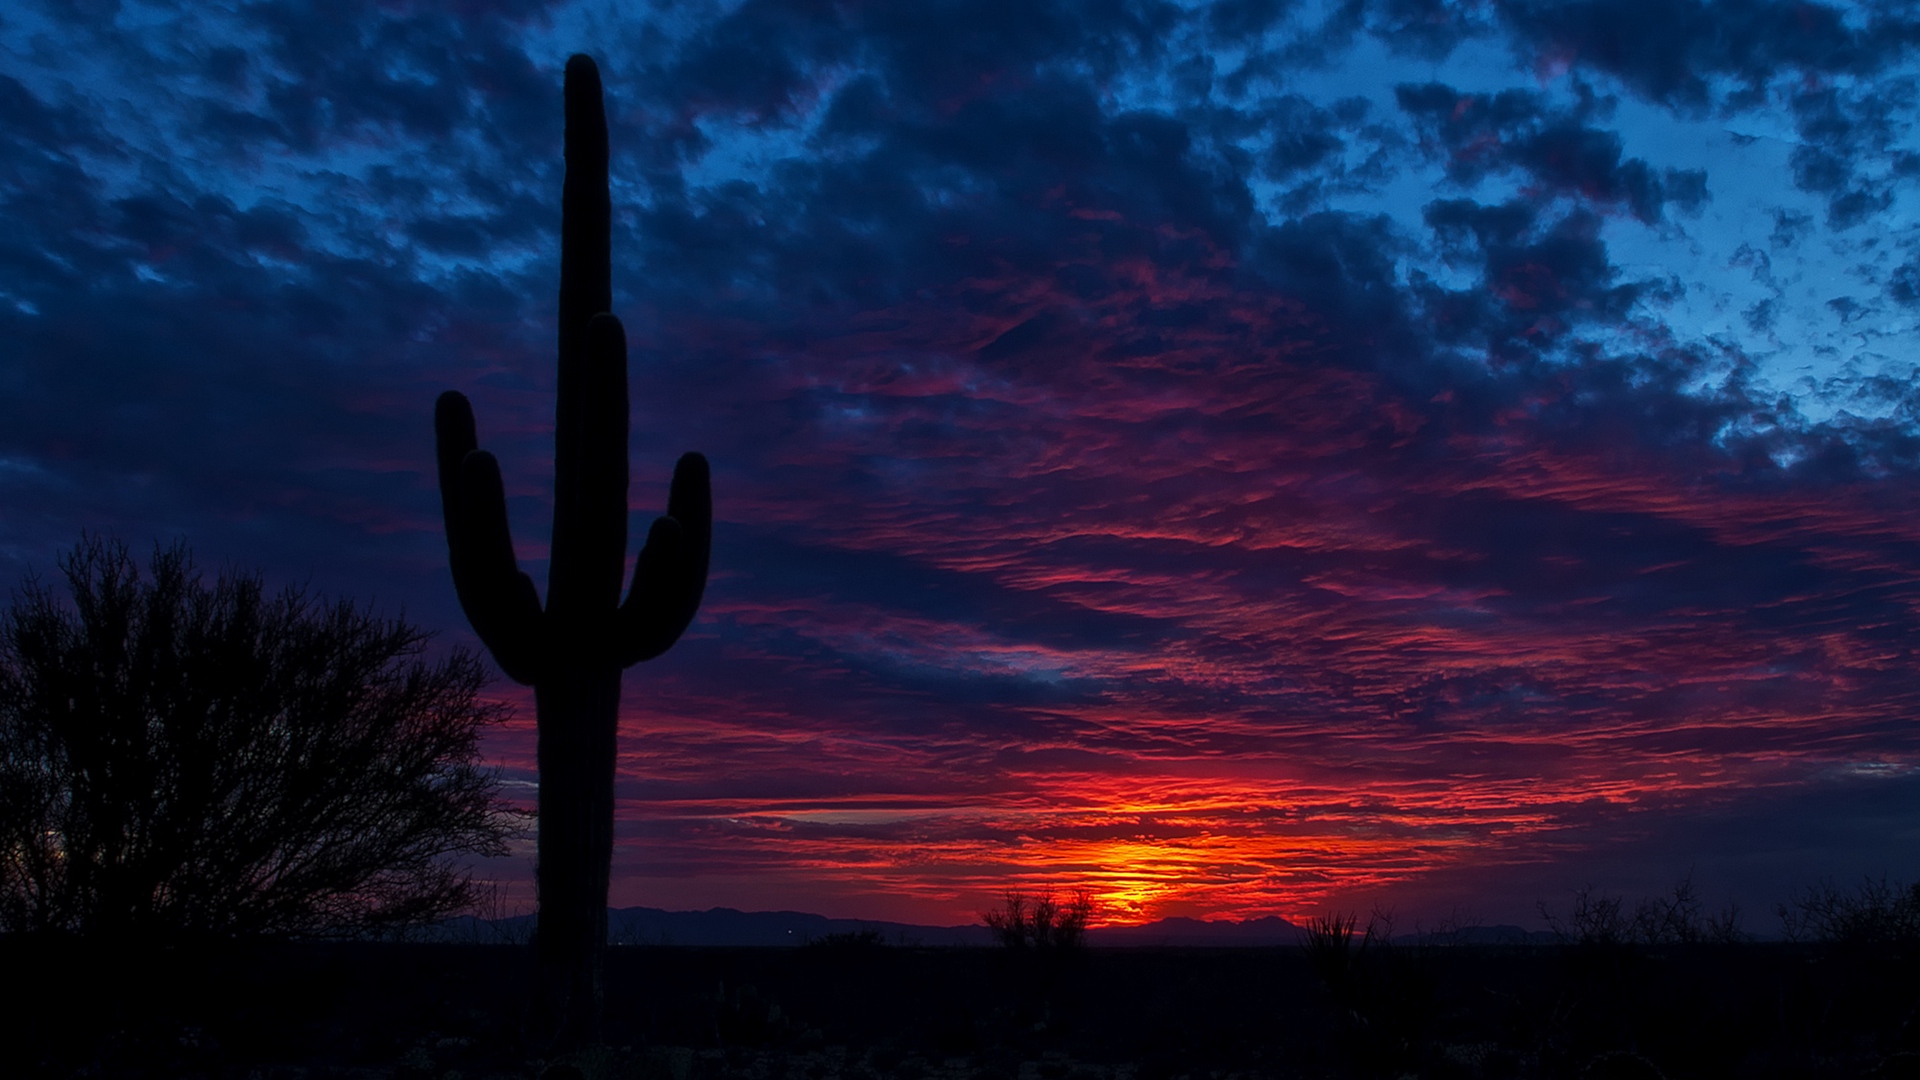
6;935;1920;1080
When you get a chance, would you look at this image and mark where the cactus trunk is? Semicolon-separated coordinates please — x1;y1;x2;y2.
434;53;711;1052
533;667;621;1047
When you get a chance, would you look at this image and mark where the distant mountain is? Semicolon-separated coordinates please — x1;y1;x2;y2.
1088;917;1557;946
1403;924;1561;947
419;906;990;946
1087;915;1303;947
417;906;1554;948
604;906;994;947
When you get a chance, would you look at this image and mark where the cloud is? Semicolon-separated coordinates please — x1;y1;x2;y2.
1486;2;1920;233
1785;79;1918;230
1494;0;1909;111
4;0;1920;926
1395;81;1709;224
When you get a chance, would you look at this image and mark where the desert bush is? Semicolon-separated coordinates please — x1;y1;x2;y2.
982;888;1093;951
808;928;888;950
1540;875;1746;946
1778;875;1920;945
1410;907;1485;947
1301;909;1383;995
1541;887;1629;947
1300;908;1437;1073
0;535;528;941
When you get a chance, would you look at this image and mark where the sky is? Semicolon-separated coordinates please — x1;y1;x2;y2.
5;0;1920;934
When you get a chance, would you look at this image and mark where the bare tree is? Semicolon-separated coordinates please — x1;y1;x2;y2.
0;535;527;942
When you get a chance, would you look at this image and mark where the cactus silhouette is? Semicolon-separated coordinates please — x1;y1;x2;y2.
433;53;710;1049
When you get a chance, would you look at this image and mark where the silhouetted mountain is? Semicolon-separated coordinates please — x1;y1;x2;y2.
420;907;1254;946
1086;915;1302;946
419;906;1571;947
420;906;990;945
1082;916;1556;946
1404;924;1562;946
611;907;998;946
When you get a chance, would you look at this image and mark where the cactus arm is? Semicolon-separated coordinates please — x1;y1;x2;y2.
434;390;546;685
455;451;548;682
614;451;710;665
664;449;713;617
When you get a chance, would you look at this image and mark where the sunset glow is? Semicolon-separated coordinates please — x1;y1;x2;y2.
7;0;1920;933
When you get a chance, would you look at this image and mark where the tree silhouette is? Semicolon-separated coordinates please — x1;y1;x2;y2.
0;535;524;942
432;53;711;1049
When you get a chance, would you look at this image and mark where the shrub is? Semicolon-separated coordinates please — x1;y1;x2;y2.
1539;875;1746;946
0;535;527;941
808;928;889;950
1411;908;1485;948
982;888;1093;951
1300;909;1386;1004
1778;875;1920;945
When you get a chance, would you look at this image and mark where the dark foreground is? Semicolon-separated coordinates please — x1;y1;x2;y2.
7;936;1920;1079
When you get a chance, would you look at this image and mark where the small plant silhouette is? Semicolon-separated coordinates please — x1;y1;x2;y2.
1778;874;1920;945
433;54;710;1049
1301;909;1380;995
982;888;1093;951
807;928;889;950
1298;908;1436;1072
981;888;1093;1034
1539;875;1746;947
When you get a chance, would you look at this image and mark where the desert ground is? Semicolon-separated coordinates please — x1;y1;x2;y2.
8;935;1920;1080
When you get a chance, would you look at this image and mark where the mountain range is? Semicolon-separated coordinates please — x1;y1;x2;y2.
417;907;1558;947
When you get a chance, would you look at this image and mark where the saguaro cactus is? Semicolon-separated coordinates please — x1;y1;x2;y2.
433;53;710;1048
